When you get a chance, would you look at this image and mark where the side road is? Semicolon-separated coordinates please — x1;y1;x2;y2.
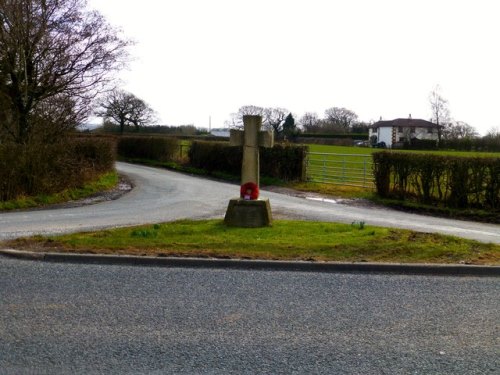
0;162;499;243
1;249;499;277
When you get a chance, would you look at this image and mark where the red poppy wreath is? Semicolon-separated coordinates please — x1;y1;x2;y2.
240;182;259;200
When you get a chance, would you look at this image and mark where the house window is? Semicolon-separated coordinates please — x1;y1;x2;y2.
410;127;415;134
398;127;403;133
427;128;433;134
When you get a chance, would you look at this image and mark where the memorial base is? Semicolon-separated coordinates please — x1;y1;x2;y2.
224;198;272;228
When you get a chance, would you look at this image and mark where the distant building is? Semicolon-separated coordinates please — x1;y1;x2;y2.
210;128;230;138
368;116;440;148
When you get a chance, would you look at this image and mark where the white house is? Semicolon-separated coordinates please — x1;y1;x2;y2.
368;117;440;148
210;128;230;137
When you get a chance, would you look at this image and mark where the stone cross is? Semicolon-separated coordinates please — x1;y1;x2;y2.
229;115;274;188
225;114;274;227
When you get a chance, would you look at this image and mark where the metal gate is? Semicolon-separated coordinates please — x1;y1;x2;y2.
306;152;374;188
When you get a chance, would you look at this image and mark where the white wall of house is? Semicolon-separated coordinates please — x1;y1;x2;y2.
378;127;393;147
370;126;438;148
210;129;230;137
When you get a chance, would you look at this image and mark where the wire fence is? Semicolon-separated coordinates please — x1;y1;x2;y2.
306;152;374;188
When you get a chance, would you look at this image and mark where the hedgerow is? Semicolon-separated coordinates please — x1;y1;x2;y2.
373;152;500;210
117;136;179;161
188;141;307;181
0;138;115;201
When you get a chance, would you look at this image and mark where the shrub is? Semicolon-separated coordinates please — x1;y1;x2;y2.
117;136;179;161
372;151;500;210
403;139;438;150
439;137;500;152
372;152;391;197
261;143;307;181
188;141;242;175
188;141;307;181
0;138;115;201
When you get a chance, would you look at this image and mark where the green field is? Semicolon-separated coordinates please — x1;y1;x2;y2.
306;144;500;158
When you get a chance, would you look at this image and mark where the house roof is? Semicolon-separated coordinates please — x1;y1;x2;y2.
369;118;440;129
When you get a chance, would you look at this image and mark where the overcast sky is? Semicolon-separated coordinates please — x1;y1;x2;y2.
88;0;500;135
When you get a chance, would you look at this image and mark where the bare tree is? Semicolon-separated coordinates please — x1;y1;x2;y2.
97;90;156;133
225;105;264;128
263;107;288;136
324;107;358;131
442;121;478;140
224;112;240;129
429;85;450;141
299;112;319;132
239;105;265;116
486;127;500;138
127;96;157;128
0;0;130;144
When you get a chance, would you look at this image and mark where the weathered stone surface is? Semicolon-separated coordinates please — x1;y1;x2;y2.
229;115;274;187
224;198;272;228
229;129;244;146
258;130;274;148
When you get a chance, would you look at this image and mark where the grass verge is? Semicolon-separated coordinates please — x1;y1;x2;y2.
289;182;374;199
0;171;119;211
6;219;499;265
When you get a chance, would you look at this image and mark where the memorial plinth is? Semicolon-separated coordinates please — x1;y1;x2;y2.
224;198;272;228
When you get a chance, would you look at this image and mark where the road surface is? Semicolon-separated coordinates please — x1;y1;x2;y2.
0;162;499;243
0;257;498;374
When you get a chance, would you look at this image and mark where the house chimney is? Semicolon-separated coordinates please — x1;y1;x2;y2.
408;114;412;119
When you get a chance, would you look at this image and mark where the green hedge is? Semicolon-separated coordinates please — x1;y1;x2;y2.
402;139;439;150
117;136;179;161
261;143;308;181
373;152;500;210
299;133;368;140
188;141;308;181
440;137;500;152
0;138;115;201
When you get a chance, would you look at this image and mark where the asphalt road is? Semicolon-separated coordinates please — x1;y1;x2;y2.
0;257;498;374
0;162;499;243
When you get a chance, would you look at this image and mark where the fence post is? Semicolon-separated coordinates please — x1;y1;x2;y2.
342;157;346;183
322;154;327;182
302;151;308;182
363;157;367;187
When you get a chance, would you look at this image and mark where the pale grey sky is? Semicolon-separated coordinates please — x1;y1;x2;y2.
89;0;500;135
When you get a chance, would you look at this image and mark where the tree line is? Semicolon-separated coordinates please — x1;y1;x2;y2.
223;88;500;144
224;105;370;139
